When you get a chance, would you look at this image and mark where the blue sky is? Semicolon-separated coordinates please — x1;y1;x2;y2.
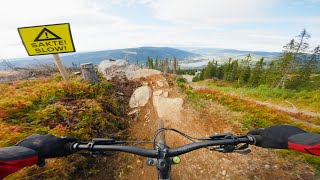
0;0;319;58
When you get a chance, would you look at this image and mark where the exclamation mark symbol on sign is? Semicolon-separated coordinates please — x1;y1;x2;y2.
45;32;48;39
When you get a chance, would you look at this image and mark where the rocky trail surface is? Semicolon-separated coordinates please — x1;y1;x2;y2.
97;60;316;179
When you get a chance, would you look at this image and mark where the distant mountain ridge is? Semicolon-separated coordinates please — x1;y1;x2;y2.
178;47;281;57
62;46;199;64
1;47;198;69
1;46;283;70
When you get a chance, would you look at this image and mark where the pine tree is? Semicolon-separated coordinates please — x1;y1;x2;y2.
155;57;159;70
217;66;224;79
199;68;205;80
287;45;320;89
230;60;239;82
261;60;278;87
237;54;252;87
150;58;154;69
173;57;177;74
146;57;149;68
163;58;169;74
248;58;265;87
213;60;218;78
204;61;214;79
275;29;310;88
223;58;232;81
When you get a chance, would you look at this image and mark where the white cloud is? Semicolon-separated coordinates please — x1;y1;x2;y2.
149;0;277;25
0;0;319;59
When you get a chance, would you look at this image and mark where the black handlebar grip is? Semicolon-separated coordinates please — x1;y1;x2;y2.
64;142;78;153
251;135;262;145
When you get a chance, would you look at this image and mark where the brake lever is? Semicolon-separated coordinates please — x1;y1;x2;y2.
209;144;251;155
209;145;235;153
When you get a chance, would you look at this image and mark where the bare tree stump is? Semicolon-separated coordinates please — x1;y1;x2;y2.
80;63;100;84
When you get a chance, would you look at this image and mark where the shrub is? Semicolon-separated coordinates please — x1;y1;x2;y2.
176;76;187;83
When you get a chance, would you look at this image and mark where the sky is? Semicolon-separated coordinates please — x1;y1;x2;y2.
0;0;320;58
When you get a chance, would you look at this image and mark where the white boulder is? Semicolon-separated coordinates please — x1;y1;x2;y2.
129;86;152;108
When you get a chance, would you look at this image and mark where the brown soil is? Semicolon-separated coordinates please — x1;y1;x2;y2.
114;75;316;180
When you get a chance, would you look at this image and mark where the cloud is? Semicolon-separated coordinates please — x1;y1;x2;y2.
148;0;277;25
0;0;319;58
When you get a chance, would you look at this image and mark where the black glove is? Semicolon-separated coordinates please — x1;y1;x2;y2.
248;125;306;149
15;134;77;166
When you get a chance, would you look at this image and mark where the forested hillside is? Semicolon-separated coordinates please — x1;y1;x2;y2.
193;29;320;90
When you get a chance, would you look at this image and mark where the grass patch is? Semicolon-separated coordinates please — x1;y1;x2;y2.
204;80;320;113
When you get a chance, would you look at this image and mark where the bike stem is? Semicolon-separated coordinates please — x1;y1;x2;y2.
146;141;172;180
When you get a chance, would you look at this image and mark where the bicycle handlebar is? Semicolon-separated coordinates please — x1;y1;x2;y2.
71;135;260;158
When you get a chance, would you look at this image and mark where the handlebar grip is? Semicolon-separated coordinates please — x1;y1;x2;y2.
250;135;262;145
64;142;78;154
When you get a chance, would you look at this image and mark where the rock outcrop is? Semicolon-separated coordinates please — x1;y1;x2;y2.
98;59;161;80
153;96;184;118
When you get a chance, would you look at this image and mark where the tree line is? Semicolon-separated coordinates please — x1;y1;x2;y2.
193;29;320;90
141;56;179;74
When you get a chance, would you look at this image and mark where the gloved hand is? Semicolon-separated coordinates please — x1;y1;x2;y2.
15;134;77;166
248;125;306;149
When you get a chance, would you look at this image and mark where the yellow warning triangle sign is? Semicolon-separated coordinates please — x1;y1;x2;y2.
34;28;62;41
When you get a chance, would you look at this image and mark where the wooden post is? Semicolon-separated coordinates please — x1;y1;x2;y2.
80;63;100;84
52;54;68;81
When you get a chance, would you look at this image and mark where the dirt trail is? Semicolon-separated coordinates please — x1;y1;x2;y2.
119;74;316;180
